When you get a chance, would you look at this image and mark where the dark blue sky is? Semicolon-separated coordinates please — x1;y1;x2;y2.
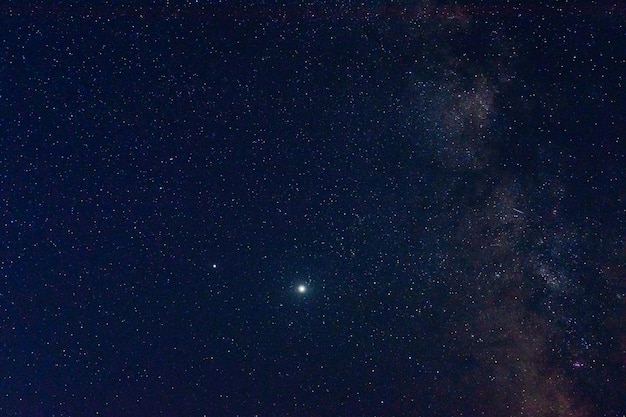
1;2;624;416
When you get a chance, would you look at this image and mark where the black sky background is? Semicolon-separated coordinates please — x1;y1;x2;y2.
1;2;625;416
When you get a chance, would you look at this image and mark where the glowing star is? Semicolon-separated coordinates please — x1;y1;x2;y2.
297;284;307;294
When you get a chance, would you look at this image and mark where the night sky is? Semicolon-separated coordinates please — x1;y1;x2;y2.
1;2;625;416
